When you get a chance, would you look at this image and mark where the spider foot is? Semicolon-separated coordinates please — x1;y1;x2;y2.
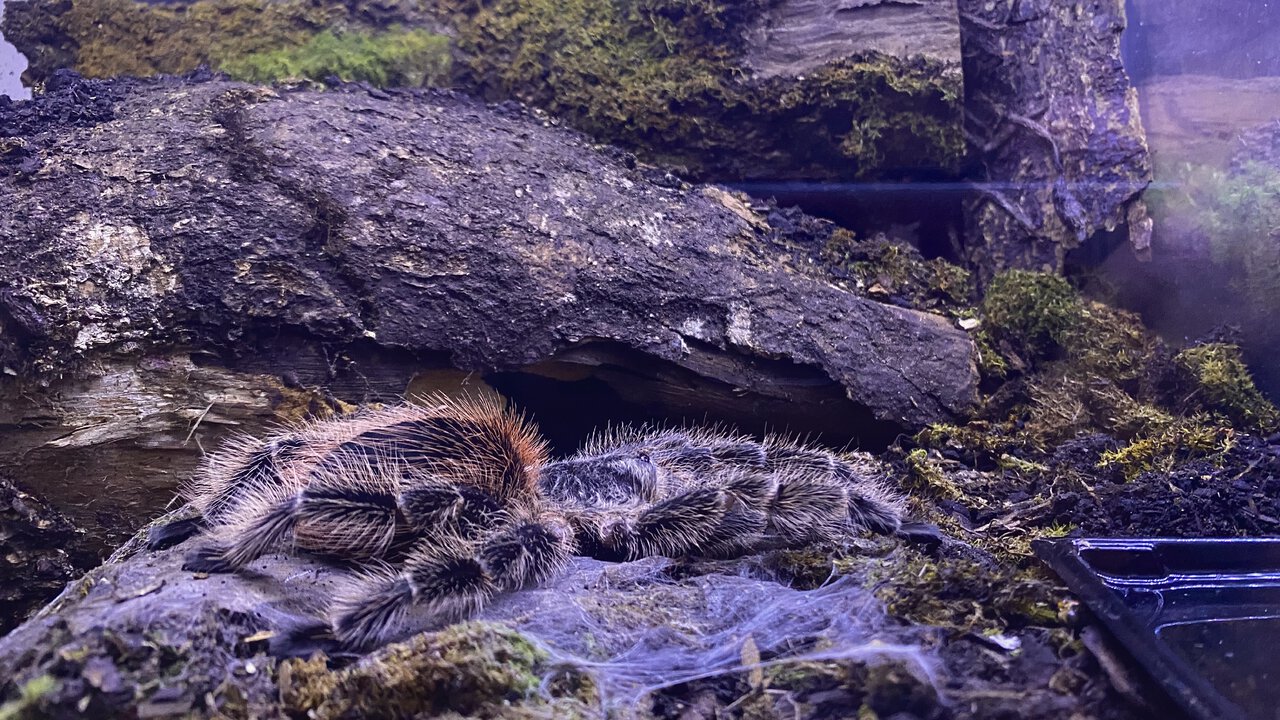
182;544;238;573
271;621;347;659
847;493;904;535
896;521;944;550
148;517;206;550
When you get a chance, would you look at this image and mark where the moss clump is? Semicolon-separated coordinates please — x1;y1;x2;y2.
747;658;940;720
440;0;962;179
279;623;565;718
982;271;1153;380
222;28;450;87
1097;417;1233;481
981;270;1081;361
1022;371;1173;447
916;372;1170;465
1177;343;1280;432
58;0;341;79
778;55;964;177
28;0;445;88
915;421;1018;466
997;453;1048;474
903;448;965;500
824;232;975;314
938;271;1180;462
868;547;1062;631
1064;301;1156;382
0;675;57;720
980;271;1152;381
973;329;1009;381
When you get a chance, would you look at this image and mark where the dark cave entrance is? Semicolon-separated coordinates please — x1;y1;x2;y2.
485;342;903;456
728;179;969;263
223;334;905;458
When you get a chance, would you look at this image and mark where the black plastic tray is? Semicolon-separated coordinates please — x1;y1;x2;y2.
1034;537;1280;720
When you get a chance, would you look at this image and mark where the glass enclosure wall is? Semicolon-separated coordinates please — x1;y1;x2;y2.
1107;0;1280;394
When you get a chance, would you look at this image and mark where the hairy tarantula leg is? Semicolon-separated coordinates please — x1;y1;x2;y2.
831;461;905;535
479;517;574;589
573;487;728;561
707;440;768;467
328;565;422;650
150;434;307;551
331;543;497;650
330;517;573;650
765;443;839;476
398;485;465;528
722;471;774;506
203;435;309;520
400;485;506;538
766;477;848;545
697;506;770;558
184;496;299;573
185;479;404;572
290;486;401;560
846;493;904;535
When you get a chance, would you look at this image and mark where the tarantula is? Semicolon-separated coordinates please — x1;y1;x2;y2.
155;394;907;650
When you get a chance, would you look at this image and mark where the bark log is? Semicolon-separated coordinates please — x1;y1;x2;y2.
0;74;978;551
743;0;962;78
958;0;1152;280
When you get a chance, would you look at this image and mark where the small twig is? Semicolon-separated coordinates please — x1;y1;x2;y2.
1231;456;1263;481
183;402;215;445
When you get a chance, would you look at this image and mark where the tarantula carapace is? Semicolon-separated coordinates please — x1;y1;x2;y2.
154;394;907;650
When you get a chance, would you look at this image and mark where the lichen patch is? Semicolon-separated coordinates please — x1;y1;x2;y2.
64;216;180;302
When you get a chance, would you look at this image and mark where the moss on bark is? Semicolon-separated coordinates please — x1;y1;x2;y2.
5;0;963;181
279;623;595;718
442;0;962;180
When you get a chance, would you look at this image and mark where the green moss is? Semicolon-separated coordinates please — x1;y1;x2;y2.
58;0;342;79
1021;371;1172;448
441;0;962;179
824;232;975;313
278;622;579;718
1176;343;1280;432
916;422;1013;462
973;329;1009;381
1040;522;1077;538
997;453;1048;474
903;448;964;500
36;0;442;87
1097;417;1233;481
751;658;939;720
981;270;1081;362
980;270;1155;381
867;547;1062;632
776;56;964;178
0;675;57;720
221;28;450;86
